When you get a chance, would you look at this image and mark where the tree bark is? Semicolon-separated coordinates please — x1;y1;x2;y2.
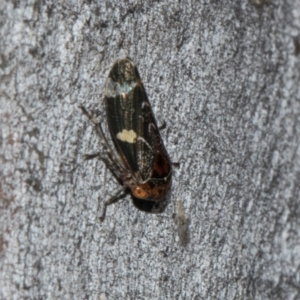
1;1;300;299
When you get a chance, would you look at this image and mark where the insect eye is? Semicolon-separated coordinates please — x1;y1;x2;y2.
131;186;149;199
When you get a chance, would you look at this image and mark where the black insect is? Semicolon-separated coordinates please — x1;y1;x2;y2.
79;58;172;221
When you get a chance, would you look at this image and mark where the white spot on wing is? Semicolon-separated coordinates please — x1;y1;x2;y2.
105;78;137;98
149;123;157;131
142;101;150;108
117;129;137;143
137;137;152;150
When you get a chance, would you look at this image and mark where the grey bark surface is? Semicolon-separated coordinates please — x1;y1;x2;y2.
1;1;300;299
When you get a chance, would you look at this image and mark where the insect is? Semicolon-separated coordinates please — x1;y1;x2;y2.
79;58;172;221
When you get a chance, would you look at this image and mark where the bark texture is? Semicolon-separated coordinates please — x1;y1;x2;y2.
1;1;300;299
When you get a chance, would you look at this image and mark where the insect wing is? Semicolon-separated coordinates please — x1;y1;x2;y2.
104;58;161;181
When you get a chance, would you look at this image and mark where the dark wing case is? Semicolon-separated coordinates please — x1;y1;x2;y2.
104;58;168;182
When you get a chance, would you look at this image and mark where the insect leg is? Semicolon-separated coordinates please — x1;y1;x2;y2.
100;156;124;183
79;104;99;125
172;162;180;168
83;152;120;174
83;151;123;183
84;153;102;160
79;104;125;171
100;187;127;222
158;121;166;131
